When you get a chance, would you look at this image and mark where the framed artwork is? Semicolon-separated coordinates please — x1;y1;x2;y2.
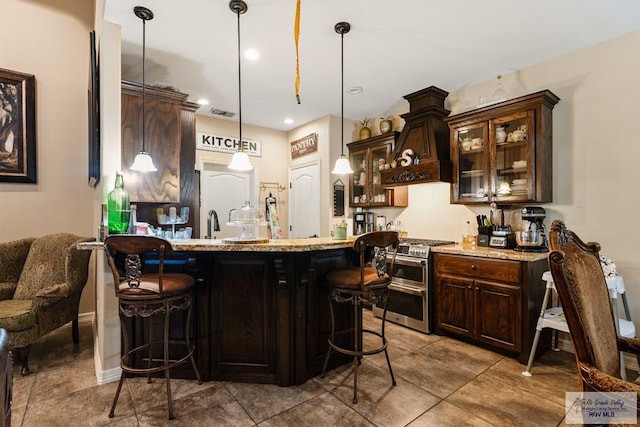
88;30;101;187
0;68;36;183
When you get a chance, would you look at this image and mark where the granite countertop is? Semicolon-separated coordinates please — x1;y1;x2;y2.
431;244;549;262
78;236;356;252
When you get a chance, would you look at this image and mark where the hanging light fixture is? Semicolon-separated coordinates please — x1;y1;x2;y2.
130;6;157;172
228;0;253;171
331;22;354;175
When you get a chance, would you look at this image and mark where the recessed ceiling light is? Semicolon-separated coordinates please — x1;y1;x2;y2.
244;49;260;61
347;86;363;95
196;98;209;106
284;118;293;124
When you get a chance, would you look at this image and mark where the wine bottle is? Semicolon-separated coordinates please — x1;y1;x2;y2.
107;172;131;234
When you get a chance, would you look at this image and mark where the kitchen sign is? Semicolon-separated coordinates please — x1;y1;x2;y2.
197;132;262;157
290;133;317;159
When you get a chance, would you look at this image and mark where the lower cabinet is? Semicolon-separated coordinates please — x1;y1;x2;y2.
434;252;547;362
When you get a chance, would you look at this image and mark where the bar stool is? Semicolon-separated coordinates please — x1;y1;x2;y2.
321;231;399;404
104;235;202;420
522;271;636;379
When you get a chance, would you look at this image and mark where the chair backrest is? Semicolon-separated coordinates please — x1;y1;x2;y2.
104;235;173;297
353;231;399;286
14;233;93;300
548;220;621;379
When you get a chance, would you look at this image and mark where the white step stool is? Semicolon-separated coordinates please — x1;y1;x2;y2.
522;271;635;379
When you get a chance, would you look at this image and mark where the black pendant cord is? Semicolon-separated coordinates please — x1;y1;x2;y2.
340;31;344;157
141;16;147;153
236;8;243;152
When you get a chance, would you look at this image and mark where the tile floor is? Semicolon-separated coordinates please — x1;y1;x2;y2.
12;311;586;427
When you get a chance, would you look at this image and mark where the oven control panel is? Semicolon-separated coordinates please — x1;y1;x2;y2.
407;245;430;258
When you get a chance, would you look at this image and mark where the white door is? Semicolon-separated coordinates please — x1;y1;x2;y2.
201;164;254;239
289;162;321;238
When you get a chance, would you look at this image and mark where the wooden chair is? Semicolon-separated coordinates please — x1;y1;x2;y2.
548;220;640;397
321;231;399;404
0;329;11;427
104;235;202;420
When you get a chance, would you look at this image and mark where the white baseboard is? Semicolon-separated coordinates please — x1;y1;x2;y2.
84;311;122;385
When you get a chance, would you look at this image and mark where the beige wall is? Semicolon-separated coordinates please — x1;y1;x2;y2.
6;2;640;346
387;31;640;322
287;114;352;237
1;0;97;313
195;115;289;237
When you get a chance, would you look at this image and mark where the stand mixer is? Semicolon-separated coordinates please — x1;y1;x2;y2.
515;206;548;252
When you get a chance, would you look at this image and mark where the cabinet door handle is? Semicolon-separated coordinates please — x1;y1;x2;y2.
471;264;477;270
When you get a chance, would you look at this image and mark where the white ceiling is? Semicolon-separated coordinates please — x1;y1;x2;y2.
104;0;640;131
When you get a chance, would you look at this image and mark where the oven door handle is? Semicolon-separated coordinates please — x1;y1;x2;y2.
389;282;426;296
387;257;426;267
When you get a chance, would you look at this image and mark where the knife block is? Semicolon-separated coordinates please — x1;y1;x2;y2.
477;226;493;247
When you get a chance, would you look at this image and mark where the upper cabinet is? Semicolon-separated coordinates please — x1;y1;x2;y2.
348;132;408;208
120;81;201;236
445;90;560;205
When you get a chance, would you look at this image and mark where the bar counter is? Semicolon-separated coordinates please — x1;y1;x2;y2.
78;236;355;252
83;237;356;386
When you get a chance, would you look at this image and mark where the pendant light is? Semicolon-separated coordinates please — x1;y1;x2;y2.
228;0;253;171
130;6;157;172
332;22;354;175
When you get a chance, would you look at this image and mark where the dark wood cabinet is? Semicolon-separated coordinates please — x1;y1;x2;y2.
347;132;408;208
434;252;548;362
120;81;201;237
199;248;353;385
123;247;355;386
445;90;559;205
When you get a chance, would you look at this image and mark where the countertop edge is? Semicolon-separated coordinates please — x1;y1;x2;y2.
78;237;355;252
431;244;549;262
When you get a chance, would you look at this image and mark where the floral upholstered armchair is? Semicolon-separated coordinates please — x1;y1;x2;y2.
0;233;93;375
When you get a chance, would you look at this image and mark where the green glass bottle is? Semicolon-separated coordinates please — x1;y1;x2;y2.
107;172;131;234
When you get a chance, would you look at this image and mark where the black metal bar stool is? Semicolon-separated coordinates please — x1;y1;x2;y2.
321;231;399;404
104;235;202;420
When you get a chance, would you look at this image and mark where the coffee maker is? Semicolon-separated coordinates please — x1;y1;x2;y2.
515;206;548;252
354;207;366;235
365;212;375;233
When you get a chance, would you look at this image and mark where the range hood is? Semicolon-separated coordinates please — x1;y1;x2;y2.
380;86;452;186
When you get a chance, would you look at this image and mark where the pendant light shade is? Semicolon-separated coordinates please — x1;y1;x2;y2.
228;0;253;171
130;6;157;172
228;151;253;171
332;155;353;175
130;152;156;171
332;21;353;175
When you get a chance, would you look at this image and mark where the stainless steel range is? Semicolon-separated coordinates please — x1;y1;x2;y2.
373;238;454;333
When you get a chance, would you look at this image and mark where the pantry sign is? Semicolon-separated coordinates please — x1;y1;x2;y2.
290;132;317;159
196;132;262;157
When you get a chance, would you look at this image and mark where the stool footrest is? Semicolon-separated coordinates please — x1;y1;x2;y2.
327;328;389;357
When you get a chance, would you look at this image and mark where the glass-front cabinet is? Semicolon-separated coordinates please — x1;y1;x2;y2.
347;132;408;208
446;90;560;205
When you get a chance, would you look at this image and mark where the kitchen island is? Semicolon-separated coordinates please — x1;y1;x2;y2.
81;237;356;386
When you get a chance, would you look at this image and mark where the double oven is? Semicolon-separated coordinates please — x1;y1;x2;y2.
372;239;454;333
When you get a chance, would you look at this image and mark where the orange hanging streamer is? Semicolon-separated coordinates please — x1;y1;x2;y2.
294;0;301;104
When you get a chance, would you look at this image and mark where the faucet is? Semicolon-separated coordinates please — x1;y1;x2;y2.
206;209;220;239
